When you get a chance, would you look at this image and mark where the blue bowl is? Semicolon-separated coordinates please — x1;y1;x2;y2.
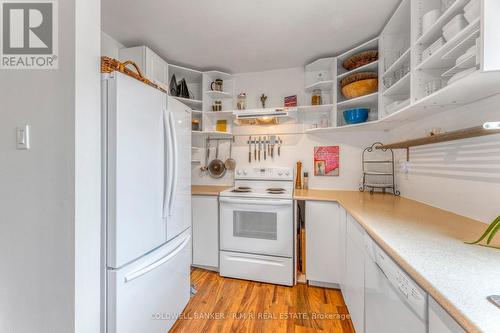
343;108;369;124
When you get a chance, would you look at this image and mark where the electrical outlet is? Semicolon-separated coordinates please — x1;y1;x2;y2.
400;161;409;174
16;125;30;150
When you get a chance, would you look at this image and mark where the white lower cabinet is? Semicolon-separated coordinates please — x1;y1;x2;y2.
305;201;341;285
337;206;347;287
192;195;219;269
343;213;366;333
429;297;466;333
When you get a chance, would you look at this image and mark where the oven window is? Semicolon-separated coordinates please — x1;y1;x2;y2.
233;211;278;240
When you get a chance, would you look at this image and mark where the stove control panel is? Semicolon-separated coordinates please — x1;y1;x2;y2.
235;167;293;181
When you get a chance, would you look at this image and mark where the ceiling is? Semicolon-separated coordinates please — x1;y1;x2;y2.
102;0;400;73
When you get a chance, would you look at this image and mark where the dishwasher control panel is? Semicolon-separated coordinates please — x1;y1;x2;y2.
374;243;428;321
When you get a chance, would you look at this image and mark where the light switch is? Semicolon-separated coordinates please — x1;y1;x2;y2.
16;125;30;150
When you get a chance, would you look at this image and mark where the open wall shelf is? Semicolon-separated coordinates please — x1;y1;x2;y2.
378;125;500;161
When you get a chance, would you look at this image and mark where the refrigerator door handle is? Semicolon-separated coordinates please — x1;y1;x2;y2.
162;109;173;219
167;110;178;217
124;234;191;283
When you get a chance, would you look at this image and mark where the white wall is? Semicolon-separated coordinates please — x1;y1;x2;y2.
101;31;124;58
192;67;387;188
0;0;101;332
192;66;500;224
75;0;102;332
390;94;500;224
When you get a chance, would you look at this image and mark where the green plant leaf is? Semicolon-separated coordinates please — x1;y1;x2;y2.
466;216;500;245
487;221;500;245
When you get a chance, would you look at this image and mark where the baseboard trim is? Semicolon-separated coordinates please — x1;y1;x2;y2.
308;280;341;289
192;264;219;272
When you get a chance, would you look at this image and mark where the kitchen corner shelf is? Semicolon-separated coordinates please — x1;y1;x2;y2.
378;125;500;161
192;130;233;138
337;92;379;110
338;60;379;80
204;91;233;99
305;80;334;92
173;96;203;109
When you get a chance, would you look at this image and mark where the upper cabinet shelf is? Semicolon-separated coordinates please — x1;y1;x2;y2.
416;18;480;71
305;80;334;92
336;37;379;73
337;60;379;80
383;49;410;76
415;0;470;46
337;92;378;110
204;90;233;99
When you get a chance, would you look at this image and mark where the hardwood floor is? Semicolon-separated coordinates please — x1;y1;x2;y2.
170;268;355;333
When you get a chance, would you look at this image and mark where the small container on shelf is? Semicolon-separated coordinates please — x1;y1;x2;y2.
311;89;323;106
303;172;309;190
237;93;247;110
192;119;201;131
212;101;222;112
425;79;447;96
216;120;227;132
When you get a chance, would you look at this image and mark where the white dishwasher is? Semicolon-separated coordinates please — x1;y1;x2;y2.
364;236;428;333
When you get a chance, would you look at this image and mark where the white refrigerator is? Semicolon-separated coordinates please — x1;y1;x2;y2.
102;72;192;333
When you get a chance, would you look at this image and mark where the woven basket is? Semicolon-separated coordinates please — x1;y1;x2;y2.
342;50;378;71
341;72;378;88
101;56;167;93
341;79;378;99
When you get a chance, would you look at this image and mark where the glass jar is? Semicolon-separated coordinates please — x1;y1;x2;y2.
319;113;329;128
237;93;247;110
311;89;322;106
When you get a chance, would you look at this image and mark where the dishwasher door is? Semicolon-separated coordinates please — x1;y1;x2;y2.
365;237;427;333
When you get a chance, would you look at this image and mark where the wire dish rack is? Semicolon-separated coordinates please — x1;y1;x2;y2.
359;142;400;196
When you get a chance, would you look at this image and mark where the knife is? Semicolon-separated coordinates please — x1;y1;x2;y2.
248;136;252;163
278;137;282;156
258;137;261;161
270;135;275;158
254;138;257;161
264;136;267;160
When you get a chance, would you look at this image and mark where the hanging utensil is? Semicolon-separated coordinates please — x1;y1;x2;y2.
270;135;276;158
225;140;236;171
264;136;267;160
254;138;257;161
248;136;252;163
278;137;282;156
200;138;210;171
258;137;261;161
208;140;226;178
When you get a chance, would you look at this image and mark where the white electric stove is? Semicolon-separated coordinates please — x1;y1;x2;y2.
219;167;295;286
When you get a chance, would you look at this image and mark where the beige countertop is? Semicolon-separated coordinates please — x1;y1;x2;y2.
191;185;231;196
294;189;500;333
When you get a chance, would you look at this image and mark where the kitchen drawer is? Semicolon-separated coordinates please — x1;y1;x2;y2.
220;251;293;286
347;213;366;249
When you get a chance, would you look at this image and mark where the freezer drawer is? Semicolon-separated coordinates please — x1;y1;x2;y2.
107;230;191;333
220;251;293;286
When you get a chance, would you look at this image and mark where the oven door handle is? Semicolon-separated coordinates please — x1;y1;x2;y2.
219;197;292;206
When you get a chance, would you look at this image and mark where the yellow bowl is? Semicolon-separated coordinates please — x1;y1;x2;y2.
341;79;378;99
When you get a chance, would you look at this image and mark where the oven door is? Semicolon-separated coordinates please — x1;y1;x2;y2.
219;197;293;257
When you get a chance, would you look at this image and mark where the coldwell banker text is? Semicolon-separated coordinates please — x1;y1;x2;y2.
1;0;58;69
